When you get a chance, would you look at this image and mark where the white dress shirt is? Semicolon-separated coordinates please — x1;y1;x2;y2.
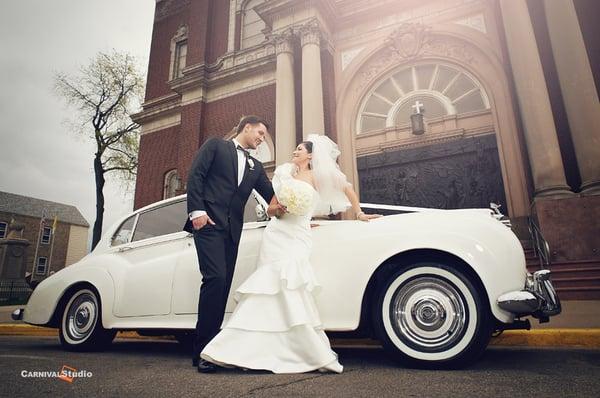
189;138;247;221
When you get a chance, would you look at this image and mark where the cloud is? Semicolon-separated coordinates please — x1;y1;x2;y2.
0;0;154;247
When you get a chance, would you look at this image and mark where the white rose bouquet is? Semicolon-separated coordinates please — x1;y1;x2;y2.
277;182;314;216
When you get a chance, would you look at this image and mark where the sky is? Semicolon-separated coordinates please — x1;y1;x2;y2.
0;1;155;246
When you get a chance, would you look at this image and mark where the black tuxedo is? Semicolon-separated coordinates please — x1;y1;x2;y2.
185;137;274;361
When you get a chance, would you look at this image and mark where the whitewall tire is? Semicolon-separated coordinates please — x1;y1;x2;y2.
59;288;116;351
373;262;492;368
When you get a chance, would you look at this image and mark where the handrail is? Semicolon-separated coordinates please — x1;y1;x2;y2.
528;216;551;269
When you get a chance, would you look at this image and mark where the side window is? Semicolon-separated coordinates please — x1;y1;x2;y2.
111;215;136;246
41;227;52;244
132;200;187;242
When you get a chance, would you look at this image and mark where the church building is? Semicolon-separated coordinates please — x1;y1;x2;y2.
133;0;600;302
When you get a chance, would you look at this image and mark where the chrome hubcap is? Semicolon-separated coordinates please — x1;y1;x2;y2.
390;276;467;352
66;292;97;341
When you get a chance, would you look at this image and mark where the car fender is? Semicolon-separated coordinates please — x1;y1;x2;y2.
24;263;116;328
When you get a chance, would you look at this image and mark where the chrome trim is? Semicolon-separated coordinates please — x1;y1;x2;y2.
390;277;468;352
11;308;24;321
497;270;561;320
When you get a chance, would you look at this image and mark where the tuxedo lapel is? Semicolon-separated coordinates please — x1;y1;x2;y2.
228;140;238;185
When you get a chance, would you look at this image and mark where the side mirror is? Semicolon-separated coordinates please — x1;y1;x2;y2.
255;203;269;222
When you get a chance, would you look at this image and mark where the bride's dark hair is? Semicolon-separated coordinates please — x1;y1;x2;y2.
300;141;313;154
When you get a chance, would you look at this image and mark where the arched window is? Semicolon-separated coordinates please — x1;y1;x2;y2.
357;63;490;134
163;169;181;199
225;129;274;163
241;0;266;49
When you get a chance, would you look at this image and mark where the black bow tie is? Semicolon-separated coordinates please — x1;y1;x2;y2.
236;145;250;157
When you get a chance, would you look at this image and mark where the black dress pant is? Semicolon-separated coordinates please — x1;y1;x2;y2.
191;225;239;360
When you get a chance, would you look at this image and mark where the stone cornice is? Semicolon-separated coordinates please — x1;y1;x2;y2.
136;44;277;121
255;0;336;32
132;93;181;125
356;125;495;156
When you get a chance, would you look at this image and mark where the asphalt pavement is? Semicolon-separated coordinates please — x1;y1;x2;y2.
0;335;599;398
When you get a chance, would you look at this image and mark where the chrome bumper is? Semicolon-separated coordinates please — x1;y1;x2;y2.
497;269;561;322
11;308;24;321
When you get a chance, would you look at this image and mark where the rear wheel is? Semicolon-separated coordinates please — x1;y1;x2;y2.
59;288;116;351
373;262;493;368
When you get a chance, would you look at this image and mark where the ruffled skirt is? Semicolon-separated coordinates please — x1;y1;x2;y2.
201;216;343;374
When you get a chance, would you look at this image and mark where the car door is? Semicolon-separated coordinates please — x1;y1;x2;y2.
171;191;268;315
108;199;188;317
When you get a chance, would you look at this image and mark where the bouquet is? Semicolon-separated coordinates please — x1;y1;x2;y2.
277;182;314;216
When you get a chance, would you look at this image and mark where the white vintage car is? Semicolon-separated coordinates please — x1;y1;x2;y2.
14;194;560;368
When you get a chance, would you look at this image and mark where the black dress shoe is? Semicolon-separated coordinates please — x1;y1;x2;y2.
192;357;199;367
197;359;217;373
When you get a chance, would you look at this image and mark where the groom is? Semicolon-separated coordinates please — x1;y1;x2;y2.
185;115;275;373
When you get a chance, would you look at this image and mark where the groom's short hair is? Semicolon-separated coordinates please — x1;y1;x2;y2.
236;115;269;134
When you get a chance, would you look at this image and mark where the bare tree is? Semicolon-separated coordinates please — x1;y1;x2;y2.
55;50;145;249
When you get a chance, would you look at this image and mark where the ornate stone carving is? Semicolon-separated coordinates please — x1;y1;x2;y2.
422;39;476;65
269;29;295;55
6;219;25;240
356;134;506;211
355;26;477;94
156;0;191;22
298;20;322;47
173;25;188;42
385;23;432;59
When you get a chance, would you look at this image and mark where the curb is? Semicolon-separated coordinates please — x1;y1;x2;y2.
489;329;600;348
1;324;599;348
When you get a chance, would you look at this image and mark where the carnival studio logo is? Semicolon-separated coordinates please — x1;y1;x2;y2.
21;365;92;383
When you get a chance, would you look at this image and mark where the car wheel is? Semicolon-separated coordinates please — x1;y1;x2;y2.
373;262;492;368
59;288;116;351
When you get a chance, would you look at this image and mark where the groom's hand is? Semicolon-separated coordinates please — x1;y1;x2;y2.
192;214;216;230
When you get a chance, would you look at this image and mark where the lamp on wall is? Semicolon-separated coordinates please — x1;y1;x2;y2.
411;100;425;135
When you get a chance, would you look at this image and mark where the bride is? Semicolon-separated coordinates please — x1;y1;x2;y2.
200;134;381;374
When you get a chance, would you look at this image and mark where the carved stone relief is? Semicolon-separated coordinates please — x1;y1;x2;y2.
357;133;507;211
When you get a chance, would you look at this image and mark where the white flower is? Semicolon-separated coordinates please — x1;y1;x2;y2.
277;182;313;216
247;158;255;170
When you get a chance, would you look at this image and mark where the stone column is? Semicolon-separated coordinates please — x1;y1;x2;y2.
300;21;325;137
499;0;572;198
273;31;296;166
544;0;600;195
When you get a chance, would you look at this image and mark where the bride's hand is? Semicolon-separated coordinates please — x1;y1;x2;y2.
357;212;383;222
268;203;287;218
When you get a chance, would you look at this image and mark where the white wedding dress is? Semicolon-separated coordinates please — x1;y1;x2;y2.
201;163;343;374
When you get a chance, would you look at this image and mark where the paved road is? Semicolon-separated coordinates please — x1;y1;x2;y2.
1;336;599;398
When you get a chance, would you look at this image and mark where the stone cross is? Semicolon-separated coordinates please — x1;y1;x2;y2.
412;100;424;114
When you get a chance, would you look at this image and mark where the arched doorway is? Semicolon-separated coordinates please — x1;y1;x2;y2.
336;24;530;218
355;62;505;210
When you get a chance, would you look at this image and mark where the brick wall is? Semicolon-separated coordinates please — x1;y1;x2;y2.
134;127;180;209
0;212;72;282
134;84;276;209
201;84;276;142
145;0;193;100
206;0;230;64
178;102;205;183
